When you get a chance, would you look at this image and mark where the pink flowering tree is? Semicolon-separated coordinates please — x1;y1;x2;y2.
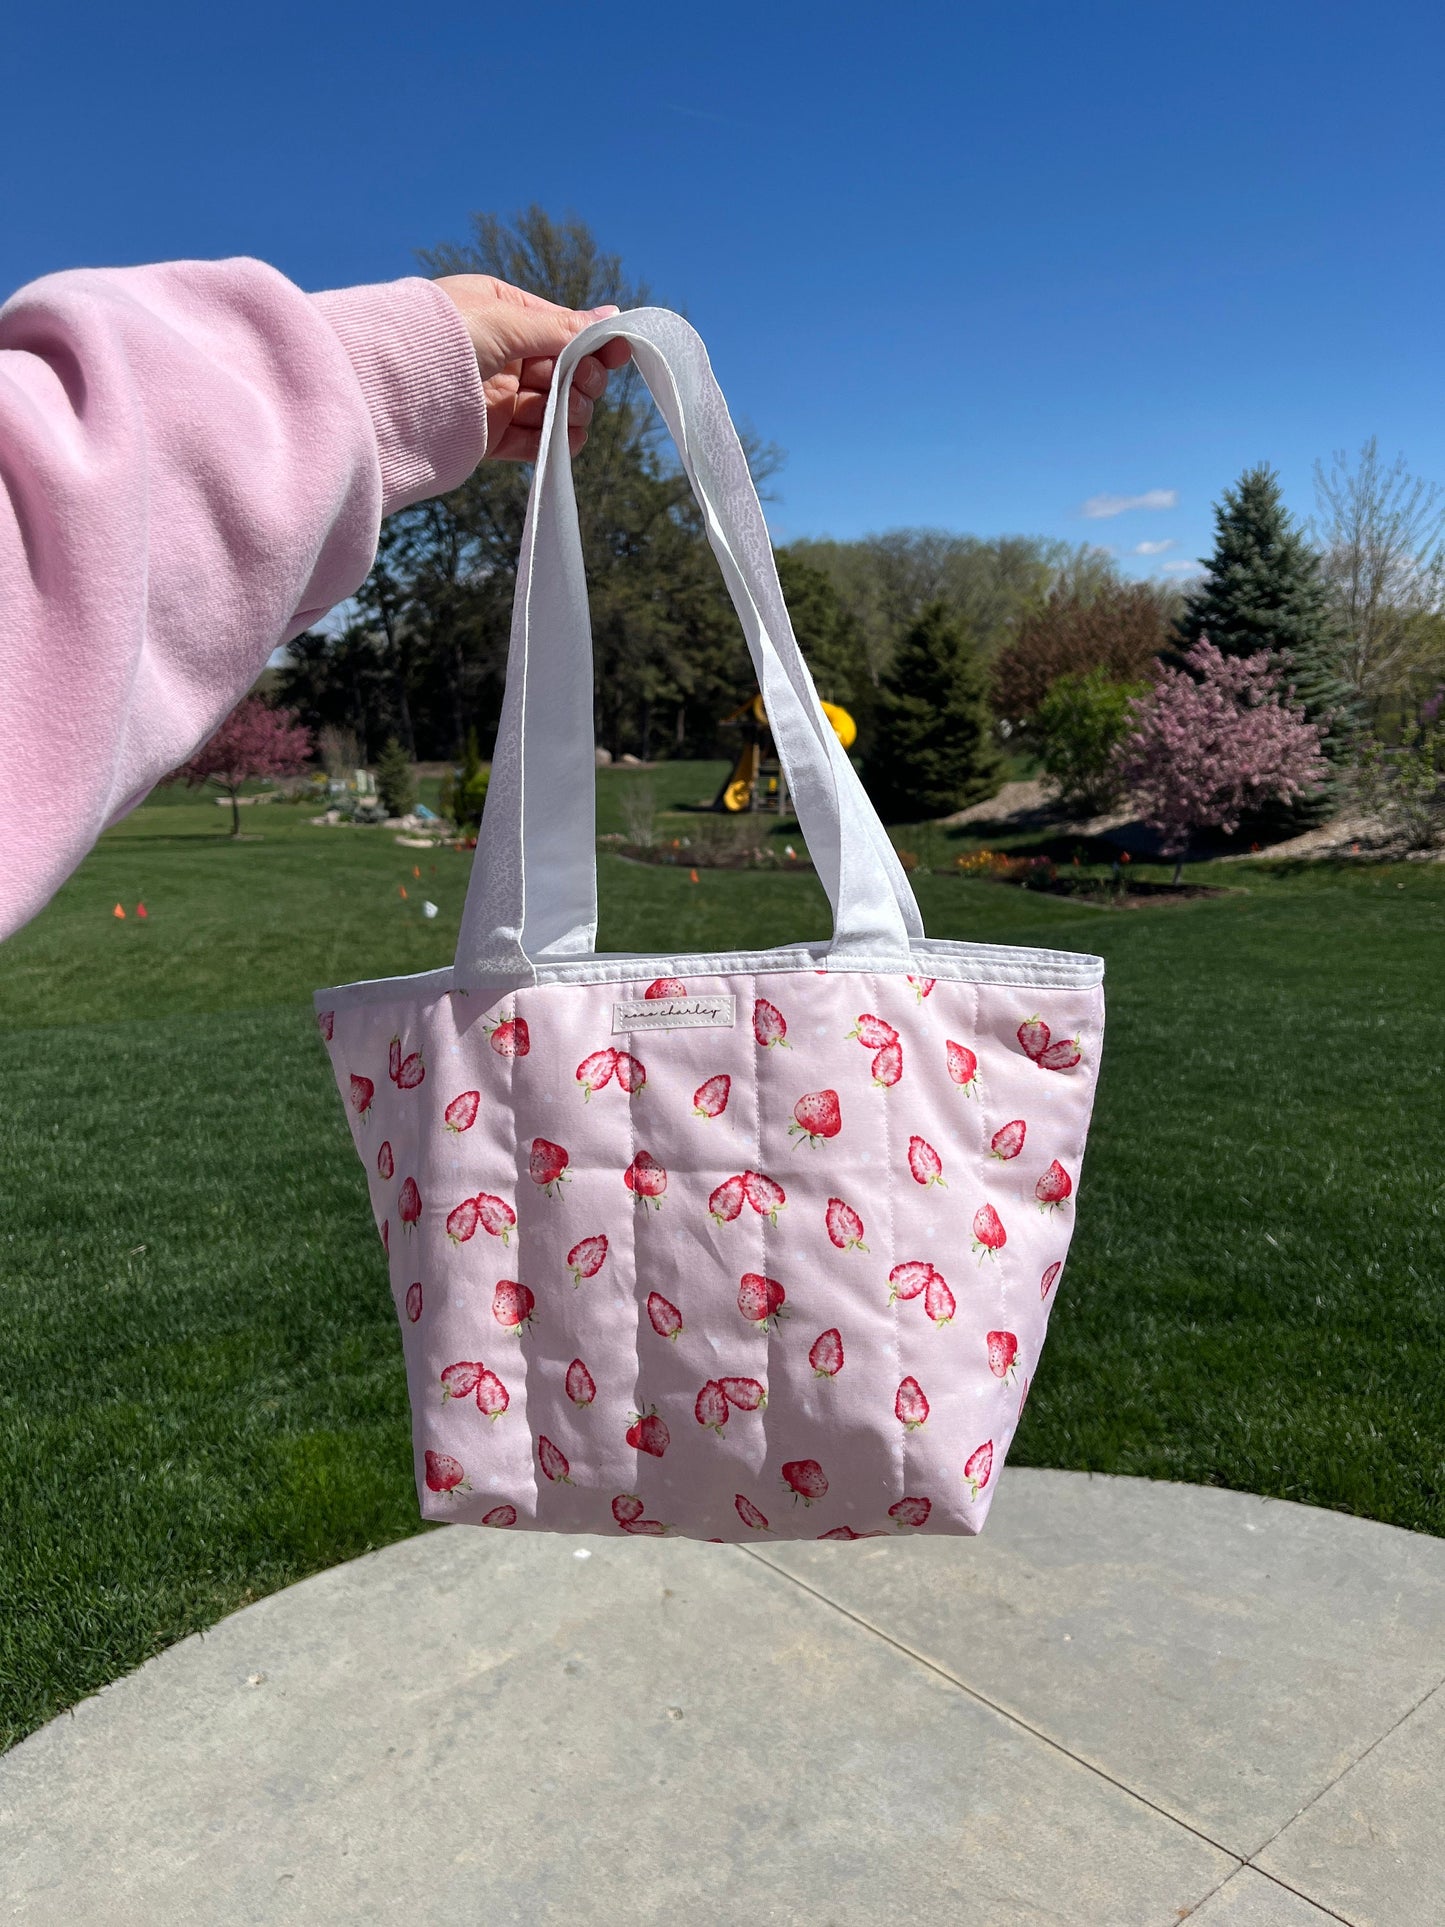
174;697;313;836
1115;638;1329;882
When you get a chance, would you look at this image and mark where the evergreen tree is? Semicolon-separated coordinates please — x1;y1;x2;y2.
1178;465;1358;781
374;738;417;818
863;602;1003;822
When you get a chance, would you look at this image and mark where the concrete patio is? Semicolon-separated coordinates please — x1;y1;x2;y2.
3;1469;1443;1925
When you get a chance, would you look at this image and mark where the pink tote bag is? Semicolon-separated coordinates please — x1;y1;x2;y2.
316;310;1105;1543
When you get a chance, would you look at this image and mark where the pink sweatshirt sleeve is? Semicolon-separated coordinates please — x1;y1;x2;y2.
0;256;488;941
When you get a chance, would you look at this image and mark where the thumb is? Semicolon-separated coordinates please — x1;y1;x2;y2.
489;296;622;367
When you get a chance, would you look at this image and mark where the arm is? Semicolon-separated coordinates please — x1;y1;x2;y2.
0;255;488;940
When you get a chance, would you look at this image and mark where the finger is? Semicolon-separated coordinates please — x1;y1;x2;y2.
488;298;624;369
501;386;594;434
515;350;616;399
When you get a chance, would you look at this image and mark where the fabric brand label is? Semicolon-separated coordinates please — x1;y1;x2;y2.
612;995;737;1034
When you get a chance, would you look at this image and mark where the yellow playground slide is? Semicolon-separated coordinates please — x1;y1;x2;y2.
714;693;857;812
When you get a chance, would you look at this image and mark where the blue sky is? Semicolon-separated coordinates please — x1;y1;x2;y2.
4;0;1443;580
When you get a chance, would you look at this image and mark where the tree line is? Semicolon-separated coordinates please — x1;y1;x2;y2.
277;208;1445;834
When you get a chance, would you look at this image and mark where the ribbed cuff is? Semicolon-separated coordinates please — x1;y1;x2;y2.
309;276;487;517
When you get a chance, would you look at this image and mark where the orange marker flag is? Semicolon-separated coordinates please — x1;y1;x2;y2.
398;884;408;899
113;903;126;919
412;865;421;879
136;903;149;919
689;868;700;884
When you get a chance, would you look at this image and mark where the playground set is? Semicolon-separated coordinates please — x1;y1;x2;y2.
710;692;858;813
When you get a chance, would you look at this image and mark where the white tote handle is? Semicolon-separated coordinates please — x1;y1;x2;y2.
454;309;925;985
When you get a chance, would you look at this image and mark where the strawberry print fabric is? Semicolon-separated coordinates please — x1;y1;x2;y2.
317;961;1103;1542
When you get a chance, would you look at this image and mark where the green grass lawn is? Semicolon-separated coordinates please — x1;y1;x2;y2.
3;763;1443;1750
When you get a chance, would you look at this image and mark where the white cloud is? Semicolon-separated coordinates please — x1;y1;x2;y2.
1161;559;1202;574
1131;539;1174;556
1080;488;1179;519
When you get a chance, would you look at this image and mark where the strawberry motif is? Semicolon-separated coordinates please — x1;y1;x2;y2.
895;1377;930;1430
972;1203;1007;1258
990;1119;1026;1160
924;1272;956;1328
964;1440;994;1498
476;1194;516;1243
645;977;687;999
349;1074;375;1117
530;1137;571;1196
825;1197;868;1252
1036;1160;1073;1209
753;997;790;1048
474;1369;510;1420
446;1197;480;1244
695;1381;729;1433
440;1360;485;1404
888;1261;935;1305
908;976;936;1001
809;1328;845;1377
907;1135;946;1188
444;1090;480;1134
625;1409;670;1457
612;1493;645;1525
693;1074;731;1119
565;1358;597;1407
734;1493;770;1532
718;1375;767;1411
388;1037;402;1084
738;1273;787;1331
1041;1260;1062;1299
625;1151;668;1208
782;1459;828;1504
708;1174;748;1223
576;1048;617;1099
819;1525;885;1541
538;1435;572;1484
377;1140;394;1181
620;1517;668;1536
567;1234;608;1284
945;1039;979;1096
987;1330;1020;1383
1017;1016;1050;1062
481;1504;517;1527
647;1292;683;1340
396;1051;425;1090
398;1177;422;1229
492;1280;535;1335
789;1089;842;1147
317;1009;335;1043
742;1171;786;1222
614;1052;647;1095
405;1281;423;1323
486;1017;530;1057
381;1220;389;1253
424;1451;470;1495
1039;1037;1083;1072
889;1496;932;1530
847;1013;898;1048
871;1041;903;1088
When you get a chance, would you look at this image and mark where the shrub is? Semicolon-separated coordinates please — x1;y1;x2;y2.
374;738;418;818
993;581;1176;722
441;728;490;830
1352;721;1445;851
1033;669;1150;815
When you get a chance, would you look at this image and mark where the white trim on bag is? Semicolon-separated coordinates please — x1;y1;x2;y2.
314;937;1104;1014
